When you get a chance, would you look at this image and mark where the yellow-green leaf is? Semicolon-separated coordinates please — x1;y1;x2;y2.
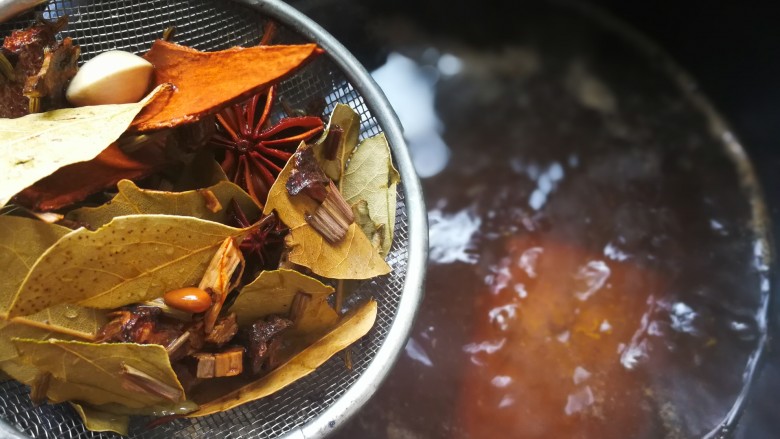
13;339;184;408
264;150;390;279
67;179;261;228
72;403;130;436
8;215;249;317
188;299;377;417
15;304;107;340
341;133;399;257
352;199;385;254
232;269;337;335
0;320;68;385
0;215;69;315
312;103;361;181
0;215;106;337
0;85;169;208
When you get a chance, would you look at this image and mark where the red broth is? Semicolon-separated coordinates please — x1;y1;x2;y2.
336;3;769;438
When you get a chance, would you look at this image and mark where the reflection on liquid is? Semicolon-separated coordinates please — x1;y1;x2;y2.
336;4;767;438
427;207;480;265
372;52;452;178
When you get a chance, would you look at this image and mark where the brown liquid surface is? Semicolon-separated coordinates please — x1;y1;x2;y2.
335;3;768;438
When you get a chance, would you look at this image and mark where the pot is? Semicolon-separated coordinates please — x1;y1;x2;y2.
291;1;779;437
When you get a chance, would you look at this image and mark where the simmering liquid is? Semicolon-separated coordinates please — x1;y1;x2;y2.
335;3;769;438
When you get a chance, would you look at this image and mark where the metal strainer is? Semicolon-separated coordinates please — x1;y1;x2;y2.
0;1;427;437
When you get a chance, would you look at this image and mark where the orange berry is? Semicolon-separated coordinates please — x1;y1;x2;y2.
163;287;212;313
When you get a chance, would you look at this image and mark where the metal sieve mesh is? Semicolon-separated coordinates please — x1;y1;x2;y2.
0;1;426;438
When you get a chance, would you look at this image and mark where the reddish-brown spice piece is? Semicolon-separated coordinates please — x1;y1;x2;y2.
164;287;212;314
210;86;324;205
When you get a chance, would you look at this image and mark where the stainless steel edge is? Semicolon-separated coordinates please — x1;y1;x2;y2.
233;1;427;438
0;418;24;439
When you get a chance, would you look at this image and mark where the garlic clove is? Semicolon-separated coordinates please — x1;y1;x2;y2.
66;50;154;106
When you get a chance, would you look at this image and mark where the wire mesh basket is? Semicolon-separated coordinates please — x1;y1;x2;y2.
0;1;427;437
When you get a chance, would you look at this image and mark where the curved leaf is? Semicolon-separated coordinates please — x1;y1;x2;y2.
341;133;399;257
13;339;184;408
16;304;107;340
264;149;390;279
72;403;130;436
0;84;170;208
312;103;361;181
232;268;337;333
67;179;261;228
8;215;250;316
0;215;105;338
0;320;69;385
0;215;69;314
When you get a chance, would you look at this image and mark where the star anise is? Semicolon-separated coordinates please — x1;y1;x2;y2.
227;200;287;278
210;86;324;205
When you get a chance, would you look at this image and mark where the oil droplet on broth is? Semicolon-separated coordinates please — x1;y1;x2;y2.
165;248;175;256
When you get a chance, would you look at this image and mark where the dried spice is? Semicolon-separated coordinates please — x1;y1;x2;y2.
188;300;376;417
13;338;185;408
0;84;171;208
132;40;322;132
211;86;324;205
264;143;391;279
0;17;66;118
0;25;397;433
71;402;130;436
14;140;170;211
7;215;252;317
67;179;261;229
341;133;400;257
23;36;79;113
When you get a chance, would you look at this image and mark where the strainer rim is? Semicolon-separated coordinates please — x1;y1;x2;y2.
237;0;427;438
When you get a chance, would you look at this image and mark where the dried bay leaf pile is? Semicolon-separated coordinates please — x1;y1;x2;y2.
0;17;398;436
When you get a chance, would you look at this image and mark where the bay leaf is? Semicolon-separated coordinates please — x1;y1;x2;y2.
264;148;390;279
14;139;170;211
0;84;171;208
67;179;261;229
13;339;185;408
341;133;400;257
0;215;69;315
0;215;106;338
7;215;250;317
89;400;198;417
72;403;130;436
0;320;67;385
352;199;385;254
188;299;377;417
312;103;361;181
232;269;337;335
15;304;107;340
133;40;321;132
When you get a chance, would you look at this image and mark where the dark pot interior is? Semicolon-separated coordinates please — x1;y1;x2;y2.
290;1;780;438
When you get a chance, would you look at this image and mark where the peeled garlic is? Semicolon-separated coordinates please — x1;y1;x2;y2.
66;50;154;106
